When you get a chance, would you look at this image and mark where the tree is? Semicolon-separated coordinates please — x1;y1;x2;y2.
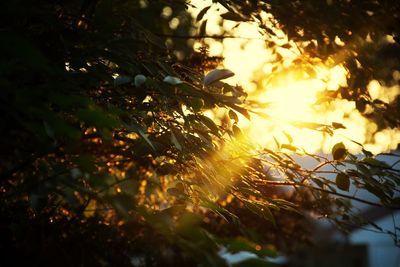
0;1;399;266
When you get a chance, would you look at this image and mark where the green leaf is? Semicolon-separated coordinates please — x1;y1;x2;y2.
336;173;350;191
332;142;347;160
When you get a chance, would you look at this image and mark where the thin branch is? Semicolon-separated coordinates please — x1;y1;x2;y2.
156;33;265;40
256;180;400;209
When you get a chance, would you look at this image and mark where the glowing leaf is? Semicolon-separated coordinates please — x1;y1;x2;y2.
203;69;234;86
229;110;239;123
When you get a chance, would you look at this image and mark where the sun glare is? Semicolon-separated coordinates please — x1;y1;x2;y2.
190;0;400;154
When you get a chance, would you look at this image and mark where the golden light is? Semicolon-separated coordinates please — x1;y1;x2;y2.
237;64;351;153
259;73;325;122
189;0;400;154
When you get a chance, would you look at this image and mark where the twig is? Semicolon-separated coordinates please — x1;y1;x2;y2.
156;33;265;40
256;180;400;209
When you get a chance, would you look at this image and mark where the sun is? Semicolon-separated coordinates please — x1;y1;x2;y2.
259;70;326;123
237;64;352;153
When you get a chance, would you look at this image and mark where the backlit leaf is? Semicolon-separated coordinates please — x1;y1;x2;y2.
336;173;350;191
332;142;347;160
196;6;210;21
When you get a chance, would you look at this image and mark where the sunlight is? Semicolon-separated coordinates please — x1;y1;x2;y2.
190;0;400;154
259;75;325;122
238;64;351;153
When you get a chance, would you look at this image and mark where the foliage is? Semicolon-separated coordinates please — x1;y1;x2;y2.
0;0;399;266
211;0;400;128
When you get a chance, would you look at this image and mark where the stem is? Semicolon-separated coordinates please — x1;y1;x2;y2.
256;180;400;210
156;33;265;40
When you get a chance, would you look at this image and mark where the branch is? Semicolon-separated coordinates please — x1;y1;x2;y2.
256;180;400;210
156;33;265;40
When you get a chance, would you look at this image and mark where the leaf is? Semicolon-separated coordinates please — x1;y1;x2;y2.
220;11;248;22
167;187;184;197
126;123;156;151
232;124;242;137
203;69;235;86
111;194;135;218
362;157;390;168
332;122;346;129
74;155;96;173
362;148;373;158
76;107;120;129
336;173;350;191
332;142;347;160
171;131;182;151
229;110;239;123
273;137;280;148
312;178;325;188
198;115;219;136
244;201;276;225
281;43;292;49
114;75;132;87
229;104;251;120
163;75;182;85
176;212;203;232
283;131;293;143
364;184;387;200
134;74;146;87
177;83;203;97
188;97;204;112
199;19;207;36
281;144;297;152
196;6;210;21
